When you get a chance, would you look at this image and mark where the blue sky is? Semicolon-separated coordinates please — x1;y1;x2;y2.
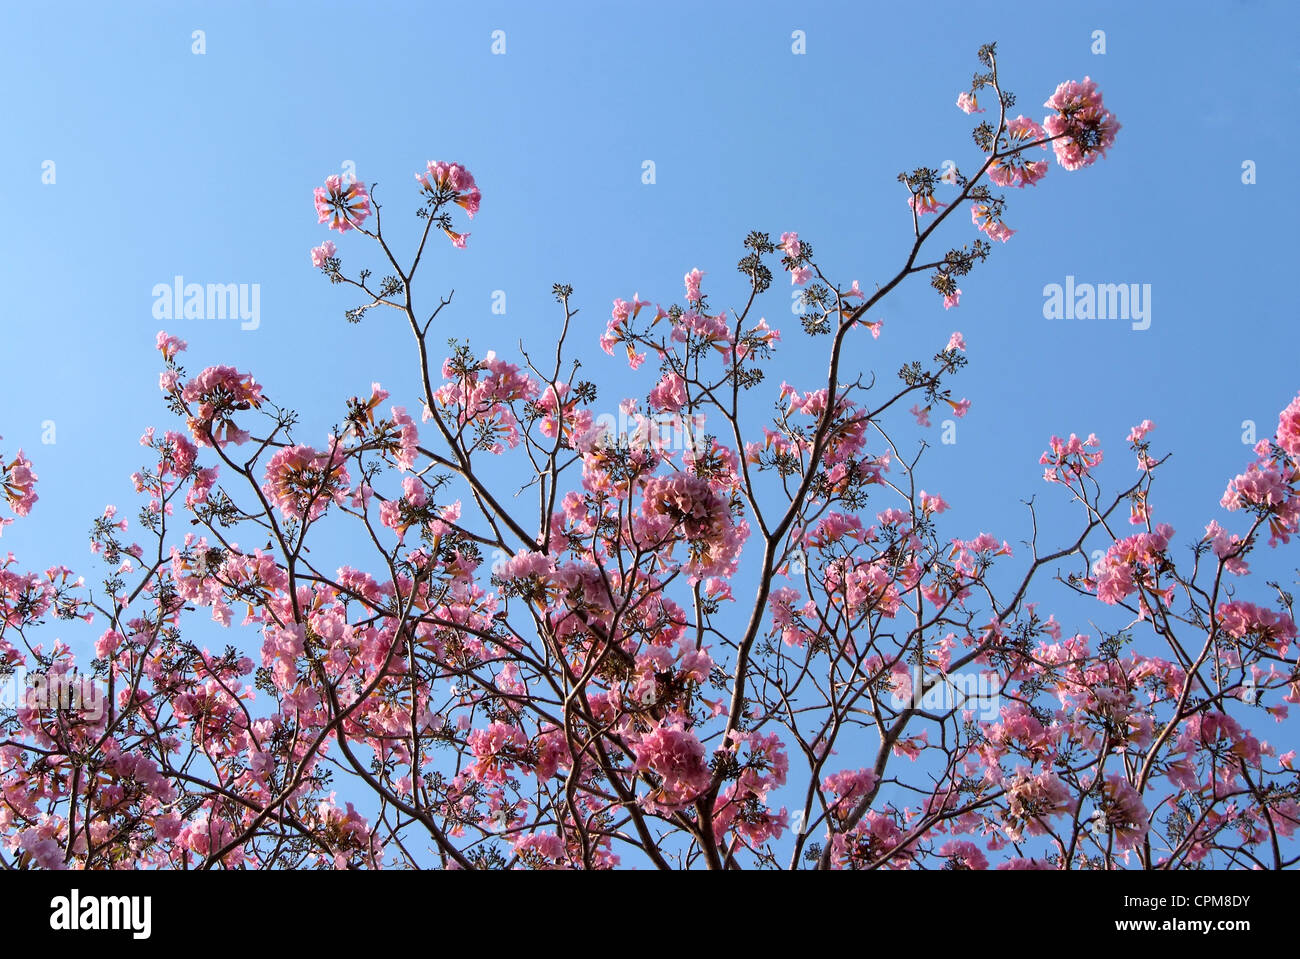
3;0;1299;863
5;0;1296;565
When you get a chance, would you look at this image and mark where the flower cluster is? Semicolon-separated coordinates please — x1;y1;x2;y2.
988;116;1049;188
314;175;372;233
261;443;352;522
637;472;746;580
1040;432;1104;484
971;202;1014;243
432;349;539;453
1042;77;1121;171
633;722;713;812
1;445;37;528
1089;525;1175;606
416;160;480;247
177;364;265;448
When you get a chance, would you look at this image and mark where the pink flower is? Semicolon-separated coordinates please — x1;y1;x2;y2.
1004;770;1072;839
467;722;526;784
1222;463;1290;511
1040;432;1103;484
159;430;197;478
648;371;688;413
790;267;813;286
822;768;878;806
377;405;417;472
909;404;931;428
1089;525;1175;605
705;577;734;602
1042;77;1120;171
634;723;712;811
972;203;1014;242
988;116;1050;188
909;193;944;215
432;349;538;452
1203;520;1250;575
1129;489;1150;525
415;162;481;240
311;240;337;268
186;466;219;509
180;366;264;448
1127;419;1156;444
602;295;653;369
1276;392;1300;460
675;309;734;356
400;475;428;510
956;92;984;115
455;190;481;217
641;473;728;542
427;500;461;539
779;231;802;257
945;332;966;353
684;268;705;303
1097;775;1149;850
261;444;351;522
314;174;372;233
1217;601;1296;648
920;490;949;514
155;330;188;360
984;220;1014;242
499;549;555;581
639;472;745;580
17;831;65;870
1216;452;1300;540
807;512;867;548
95;629;124;659
511;832;567;866
940;840;988;869
943;289;961;310
2;449;38;518
417;161;479;201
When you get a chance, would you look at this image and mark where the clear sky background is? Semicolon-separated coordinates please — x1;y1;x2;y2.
3;0;1298;862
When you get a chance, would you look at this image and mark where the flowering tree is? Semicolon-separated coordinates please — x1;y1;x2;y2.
2;44;1297;871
